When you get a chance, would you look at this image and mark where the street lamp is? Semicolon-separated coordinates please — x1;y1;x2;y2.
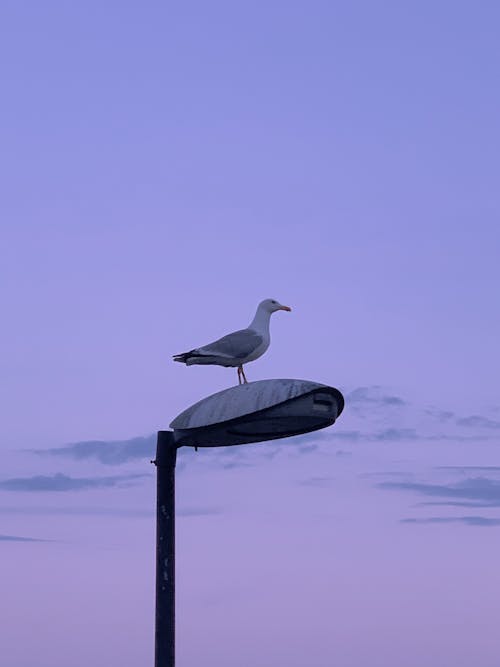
153;379;344;667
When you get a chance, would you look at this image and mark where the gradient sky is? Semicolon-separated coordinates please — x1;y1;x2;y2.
1;2;500;666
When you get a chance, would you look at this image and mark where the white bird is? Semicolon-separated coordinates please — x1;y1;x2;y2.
173;299;292;384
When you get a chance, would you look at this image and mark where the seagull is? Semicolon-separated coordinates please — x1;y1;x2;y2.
173;298;292;384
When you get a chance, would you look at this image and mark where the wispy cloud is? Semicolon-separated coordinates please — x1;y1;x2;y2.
328;428;491;445
0;505;221;518
436;466;500;473
0;534;48;542
0;472;150;492
178;507;223;517
298;444;318;454
335;449;352;458
299;476;334;487
456;415;500;429
361;471;414;480
221;461;255;470
425;408;455;422
378;477;500;506
331;430;362;442
348;386;407;407
402;516;500;527
329;428;417;443
417;501;498;509
35;435;156;465
0;505;152;517
373;428;418;441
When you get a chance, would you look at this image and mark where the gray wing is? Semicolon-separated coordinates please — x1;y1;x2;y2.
198;328;263;359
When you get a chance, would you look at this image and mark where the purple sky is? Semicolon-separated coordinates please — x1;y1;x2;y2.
1;2;500;666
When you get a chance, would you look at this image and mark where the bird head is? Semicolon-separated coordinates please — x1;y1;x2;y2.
259;298;292;314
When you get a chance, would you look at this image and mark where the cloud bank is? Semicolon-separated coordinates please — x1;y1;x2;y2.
0;534;48;542
378;477;500;506
402;516;500;527
0;472;149;492
35;436;156;465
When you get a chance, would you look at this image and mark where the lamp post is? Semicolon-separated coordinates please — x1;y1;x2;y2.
153;378;344;667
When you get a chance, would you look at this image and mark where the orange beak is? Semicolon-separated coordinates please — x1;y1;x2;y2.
280;305;292;312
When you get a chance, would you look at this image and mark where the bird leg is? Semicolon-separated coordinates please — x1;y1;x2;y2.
241;366;248;384
237;366;243;385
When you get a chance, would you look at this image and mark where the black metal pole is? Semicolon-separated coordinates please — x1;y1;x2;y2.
154;431;177;667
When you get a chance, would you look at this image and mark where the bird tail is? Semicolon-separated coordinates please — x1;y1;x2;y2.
173;351;192;363
173;349;206;364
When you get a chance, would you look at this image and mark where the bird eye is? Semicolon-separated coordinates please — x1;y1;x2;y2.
271;300;276;304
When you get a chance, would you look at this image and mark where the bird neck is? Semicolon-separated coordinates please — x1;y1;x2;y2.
249;307;271;334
